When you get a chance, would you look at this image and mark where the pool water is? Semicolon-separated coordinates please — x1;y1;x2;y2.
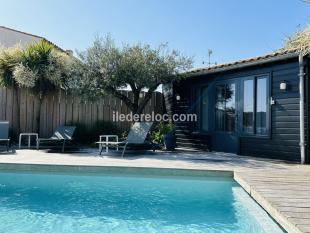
0;172;284;233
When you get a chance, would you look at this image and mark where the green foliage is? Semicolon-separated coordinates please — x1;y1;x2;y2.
150;122;175;144
72;120;120;144
20;39;53;68
0;40;73;95
280;24;310;55
14;40;72;95
73;35;193;114
120;130;129;141
0;40;75;134
0;46;22;87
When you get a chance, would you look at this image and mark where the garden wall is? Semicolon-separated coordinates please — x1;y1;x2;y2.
0;88;164;138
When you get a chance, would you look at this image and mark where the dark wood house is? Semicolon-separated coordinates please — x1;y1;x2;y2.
165;50;310;163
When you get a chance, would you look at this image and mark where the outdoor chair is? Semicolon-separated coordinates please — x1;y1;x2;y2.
96;122;155;157
0;121;10;151
37;126;76;152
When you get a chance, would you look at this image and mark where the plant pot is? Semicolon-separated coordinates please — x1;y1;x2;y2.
163;133;176;151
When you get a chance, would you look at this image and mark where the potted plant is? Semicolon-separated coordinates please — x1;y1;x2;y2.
151;122;176;151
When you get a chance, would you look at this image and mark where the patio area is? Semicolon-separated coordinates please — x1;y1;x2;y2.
0;149;309;233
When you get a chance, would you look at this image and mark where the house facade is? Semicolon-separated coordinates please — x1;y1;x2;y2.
0;26;41;48
167;50;309;163
0;26;67;53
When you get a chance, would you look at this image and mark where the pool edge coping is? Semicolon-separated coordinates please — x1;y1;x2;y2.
0;162;233;177
0;162;300;233
234;172;301;233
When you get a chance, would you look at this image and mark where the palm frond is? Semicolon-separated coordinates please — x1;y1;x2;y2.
0;46;22;87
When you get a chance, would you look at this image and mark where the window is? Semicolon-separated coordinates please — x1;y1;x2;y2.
243;79;254;133
242;76;268;135
215;83;236;132
256;77;267;134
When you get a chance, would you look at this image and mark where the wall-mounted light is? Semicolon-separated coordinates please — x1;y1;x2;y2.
176;95;181;101
280;81;288;91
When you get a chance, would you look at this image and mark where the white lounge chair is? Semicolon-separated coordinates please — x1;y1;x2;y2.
37;126;76;152
96;122;154;157
0;121;10;151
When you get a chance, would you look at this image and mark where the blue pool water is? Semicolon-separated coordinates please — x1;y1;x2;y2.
0;171;284;233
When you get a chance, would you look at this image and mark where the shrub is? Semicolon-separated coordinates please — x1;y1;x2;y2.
72;120;120;144
150;122;175;145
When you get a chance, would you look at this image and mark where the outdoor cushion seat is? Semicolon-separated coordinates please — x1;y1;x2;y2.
96;122;155;157
37;126;76;152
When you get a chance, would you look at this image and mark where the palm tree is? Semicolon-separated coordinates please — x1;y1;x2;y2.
0;40;72;135
0;46;23;134
13;40;71;134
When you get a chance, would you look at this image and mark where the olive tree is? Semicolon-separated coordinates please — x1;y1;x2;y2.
74;36;193;114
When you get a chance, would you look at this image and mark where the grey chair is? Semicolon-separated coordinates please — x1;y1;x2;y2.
97;122;154;157
37;126;76;152
0;121;10;151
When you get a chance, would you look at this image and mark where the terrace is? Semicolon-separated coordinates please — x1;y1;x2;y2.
1;21;310;232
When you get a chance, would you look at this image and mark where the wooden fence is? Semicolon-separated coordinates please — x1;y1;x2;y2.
0;88;164;138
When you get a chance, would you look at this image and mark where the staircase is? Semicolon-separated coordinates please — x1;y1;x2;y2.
174;99;211;151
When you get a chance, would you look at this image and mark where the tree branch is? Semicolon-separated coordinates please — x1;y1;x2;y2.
108;87;136;111
136;84;159;114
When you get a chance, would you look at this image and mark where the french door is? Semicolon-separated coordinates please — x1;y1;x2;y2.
212;75;269;153
213;81;239;153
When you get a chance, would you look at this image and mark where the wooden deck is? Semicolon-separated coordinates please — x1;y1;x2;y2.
0;149;309;233
235;169;310;233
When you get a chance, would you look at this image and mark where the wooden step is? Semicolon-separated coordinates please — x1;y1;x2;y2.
176;137;207;144
176;143;210;151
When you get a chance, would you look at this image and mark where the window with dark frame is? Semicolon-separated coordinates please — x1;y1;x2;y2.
242;75;268;135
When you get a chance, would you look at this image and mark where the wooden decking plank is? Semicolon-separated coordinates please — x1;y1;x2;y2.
297;225;310;233
250;185;310;191
282;212;310;219
235;170;310;233
277;206;310;213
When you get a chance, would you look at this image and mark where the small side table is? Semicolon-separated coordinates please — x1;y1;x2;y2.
99;135;119;153
19;133;38;149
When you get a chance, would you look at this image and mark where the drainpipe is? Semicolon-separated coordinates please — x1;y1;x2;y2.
299;53;306;164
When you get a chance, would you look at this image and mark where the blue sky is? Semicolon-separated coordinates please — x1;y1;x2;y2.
0;0;309;67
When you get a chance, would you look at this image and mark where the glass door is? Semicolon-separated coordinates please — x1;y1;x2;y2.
212;75;269;154
215;83;236;132
213;81;238;153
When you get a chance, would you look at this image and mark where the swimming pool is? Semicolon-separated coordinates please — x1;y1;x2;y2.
0;170;284;233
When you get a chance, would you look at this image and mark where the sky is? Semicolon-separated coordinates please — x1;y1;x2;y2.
0;0;310;68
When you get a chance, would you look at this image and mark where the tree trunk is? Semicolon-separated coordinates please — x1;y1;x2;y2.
131;91;140;114
109;86;158;116
136;96;151;115
136;86;158;115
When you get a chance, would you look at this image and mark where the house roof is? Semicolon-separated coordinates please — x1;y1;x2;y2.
0;26;66;52
185;49;300;77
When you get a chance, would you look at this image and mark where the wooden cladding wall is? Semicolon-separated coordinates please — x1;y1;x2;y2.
0;88;164;138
